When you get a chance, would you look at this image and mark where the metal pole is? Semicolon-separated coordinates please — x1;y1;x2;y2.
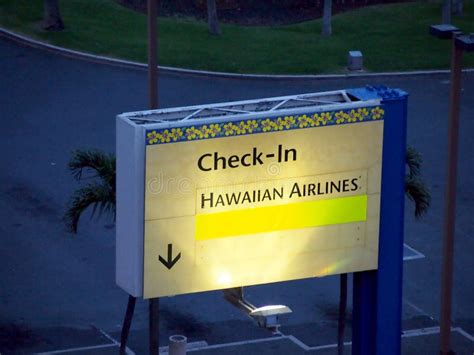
148;0;158;110
149;298;160;355
337;273;348;355
119;295;137;355
439;32;463;355
148;1;159;354
119;2;158;351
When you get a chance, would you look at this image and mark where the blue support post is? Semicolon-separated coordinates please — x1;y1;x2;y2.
350;86;408;355
353;270;377;354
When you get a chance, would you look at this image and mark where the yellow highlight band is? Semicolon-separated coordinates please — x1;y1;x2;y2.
195;195;367;240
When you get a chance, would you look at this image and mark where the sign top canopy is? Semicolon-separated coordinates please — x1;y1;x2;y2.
118;88;389;130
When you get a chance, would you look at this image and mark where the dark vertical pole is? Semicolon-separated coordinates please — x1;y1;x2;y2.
337;273;348;355
439;32;463;355
149;298;160;355
148;1;159;354
148;0;158;110
352;271;377;355
119;296;137;355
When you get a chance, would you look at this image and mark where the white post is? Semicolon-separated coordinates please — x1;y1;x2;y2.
169;335;187;355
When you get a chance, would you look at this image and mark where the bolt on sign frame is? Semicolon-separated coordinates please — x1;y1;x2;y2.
116;86;407;355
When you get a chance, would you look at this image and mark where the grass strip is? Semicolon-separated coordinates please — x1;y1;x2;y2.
1;0;473;74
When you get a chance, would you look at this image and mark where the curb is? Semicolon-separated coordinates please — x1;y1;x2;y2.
2;27;474;80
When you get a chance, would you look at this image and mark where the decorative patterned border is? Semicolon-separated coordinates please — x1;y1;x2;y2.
146;106;385;145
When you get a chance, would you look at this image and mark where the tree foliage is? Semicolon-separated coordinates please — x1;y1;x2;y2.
64;150;116;233
405;146;430;218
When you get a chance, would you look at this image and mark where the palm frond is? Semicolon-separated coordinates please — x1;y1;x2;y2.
405;175;431;218
406;146;422;179
404;147;431;219
64;182;116;234
69;149;116;188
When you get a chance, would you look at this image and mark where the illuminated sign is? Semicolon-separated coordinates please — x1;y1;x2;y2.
116;90;385;298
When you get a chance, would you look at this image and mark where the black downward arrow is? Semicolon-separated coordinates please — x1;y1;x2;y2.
159;244;181;270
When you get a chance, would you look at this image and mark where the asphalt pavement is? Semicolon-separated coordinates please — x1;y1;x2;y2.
0;36;473;354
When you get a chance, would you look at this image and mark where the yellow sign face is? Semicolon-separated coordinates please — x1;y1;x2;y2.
143;109;384;298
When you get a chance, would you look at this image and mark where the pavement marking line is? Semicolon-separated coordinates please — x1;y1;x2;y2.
403;243;426;261
34;344;117;354
159;341;209;353
287;326;473;352
33;324;138;355
403;298;435;320
280;330;352;351
285;335;311;351
91;324;136;355
402;326;474;342
453;327;474;342
401;326;441;338
308;341;352;351
186;335;287;352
